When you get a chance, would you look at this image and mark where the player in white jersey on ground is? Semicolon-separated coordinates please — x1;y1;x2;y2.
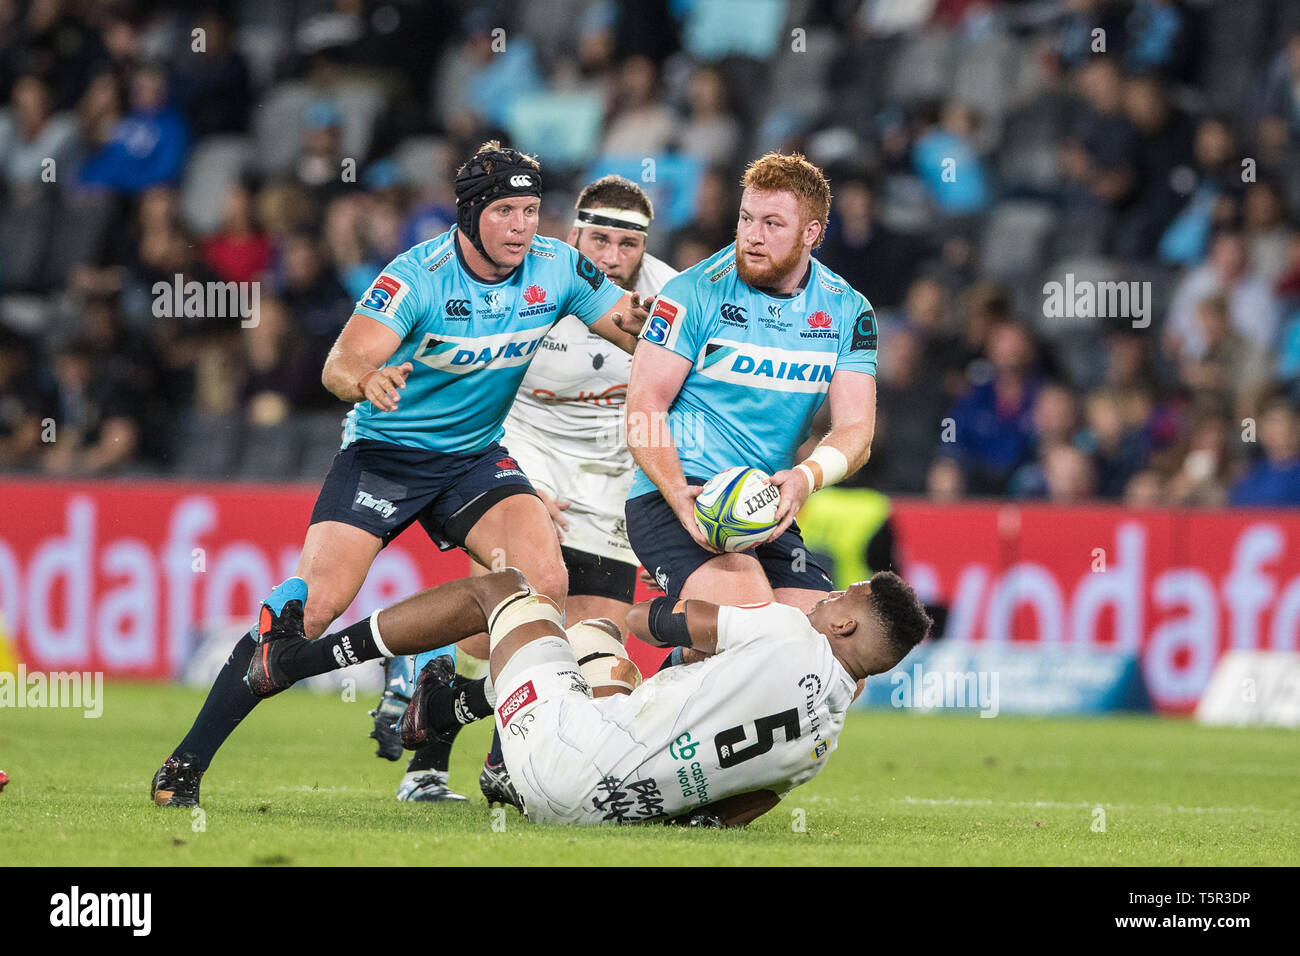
390;176;677;808
244;567;931;825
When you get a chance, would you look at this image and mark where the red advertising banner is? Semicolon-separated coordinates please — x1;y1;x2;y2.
891;503;1300;712
0;480;465;680
2;481;1298;711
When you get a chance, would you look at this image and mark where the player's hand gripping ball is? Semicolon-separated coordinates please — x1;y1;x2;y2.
693;466;781;552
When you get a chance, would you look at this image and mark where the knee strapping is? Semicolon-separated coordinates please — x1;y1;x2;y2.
487;590;564;653
566;620;642;695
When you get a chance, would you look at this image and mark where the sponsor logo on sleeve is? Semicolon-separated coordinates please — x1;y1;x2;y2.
497;680;538;726
641;295;682;345
851;309;877;351
574;251;605;292
361;274;409;314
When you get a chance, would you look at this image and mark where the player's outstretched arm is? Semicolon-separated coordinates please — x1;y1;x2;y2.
626;597;720;655
588;290;650;354
321;314;408;410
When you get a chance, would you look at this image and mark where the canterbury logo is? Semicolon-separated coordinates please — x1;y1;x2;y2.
720;303;746;323
509;175;533;188
444;299;470;317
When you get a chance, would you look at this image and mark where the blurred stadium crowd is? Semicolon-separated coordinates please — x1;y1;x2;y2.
1;0;1299;506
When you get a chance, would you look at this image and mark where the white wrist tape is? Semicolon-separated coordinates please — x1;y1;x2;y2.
795;463;817;493
800;445;849;491
487;591;563;653
369;609;393;658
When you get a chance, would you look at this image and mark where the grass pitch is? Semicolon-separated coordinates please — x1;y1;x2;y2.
1;681;1296;866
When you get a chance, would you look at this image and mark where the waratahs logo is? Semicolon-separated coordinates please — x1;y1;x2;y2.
801;309;838;340
518;282;556;317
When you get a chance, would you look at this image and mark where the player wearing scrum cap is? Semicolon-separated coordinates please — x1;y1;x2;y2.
148;141;650;810
243;565;930;826
380;178;679;808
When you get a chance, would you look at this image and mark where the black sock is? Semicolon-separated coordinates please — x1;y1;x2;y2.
406;725;460;773
173;631;261;772
487;728;503;767
428;676;492;733
277;618;385;683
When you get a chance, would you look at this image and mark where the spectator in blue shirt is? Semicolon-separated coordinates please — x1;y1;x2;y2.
79;64;188;194
944;321;1042;494
1230;398;1300;506
912;100;989;216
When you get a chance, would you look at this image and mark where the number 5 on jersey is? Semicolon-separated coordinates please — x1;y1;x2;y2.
715;708;800;768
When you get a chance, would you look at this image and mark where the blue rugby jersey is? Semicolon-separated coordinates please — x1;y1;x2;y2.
342;227;622;452
628;243;878;498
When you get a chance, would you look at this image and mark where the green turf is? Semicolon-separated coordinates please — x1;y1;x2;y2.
1;682;1296;866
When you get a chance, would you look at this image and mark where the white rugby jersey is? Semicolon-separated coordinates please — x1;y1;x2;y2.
507;253;677;463
579;602;856;824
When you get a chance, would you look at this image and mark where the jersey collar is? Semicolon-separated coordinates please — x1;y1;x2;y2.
752;260;812;300
452;225;521;286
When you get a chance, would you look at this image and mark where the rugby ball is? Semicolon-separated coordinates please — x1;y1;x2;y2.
694;467;781;552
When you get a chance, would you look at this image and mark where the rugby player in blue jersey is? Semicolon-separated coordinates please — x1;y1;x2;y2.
624;152;879;642
149;142;649;807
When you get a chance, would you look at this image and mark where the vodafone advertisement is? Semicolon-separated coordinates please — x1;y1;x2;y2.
893;503;1300;712
2;481;1299;712
0;481;468;681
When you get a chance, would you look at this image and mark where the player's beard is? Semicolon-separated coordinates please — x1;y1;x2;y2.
613;256;644;292
734;239;805;291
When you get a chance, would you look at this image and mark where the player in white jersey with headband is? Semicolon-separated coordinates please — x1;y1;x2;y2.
498;175;677;633
390;177;678;808
244;566;931;826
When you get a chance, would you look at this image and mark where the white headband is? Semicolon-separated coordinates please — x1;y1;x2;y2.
573;206;650;233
